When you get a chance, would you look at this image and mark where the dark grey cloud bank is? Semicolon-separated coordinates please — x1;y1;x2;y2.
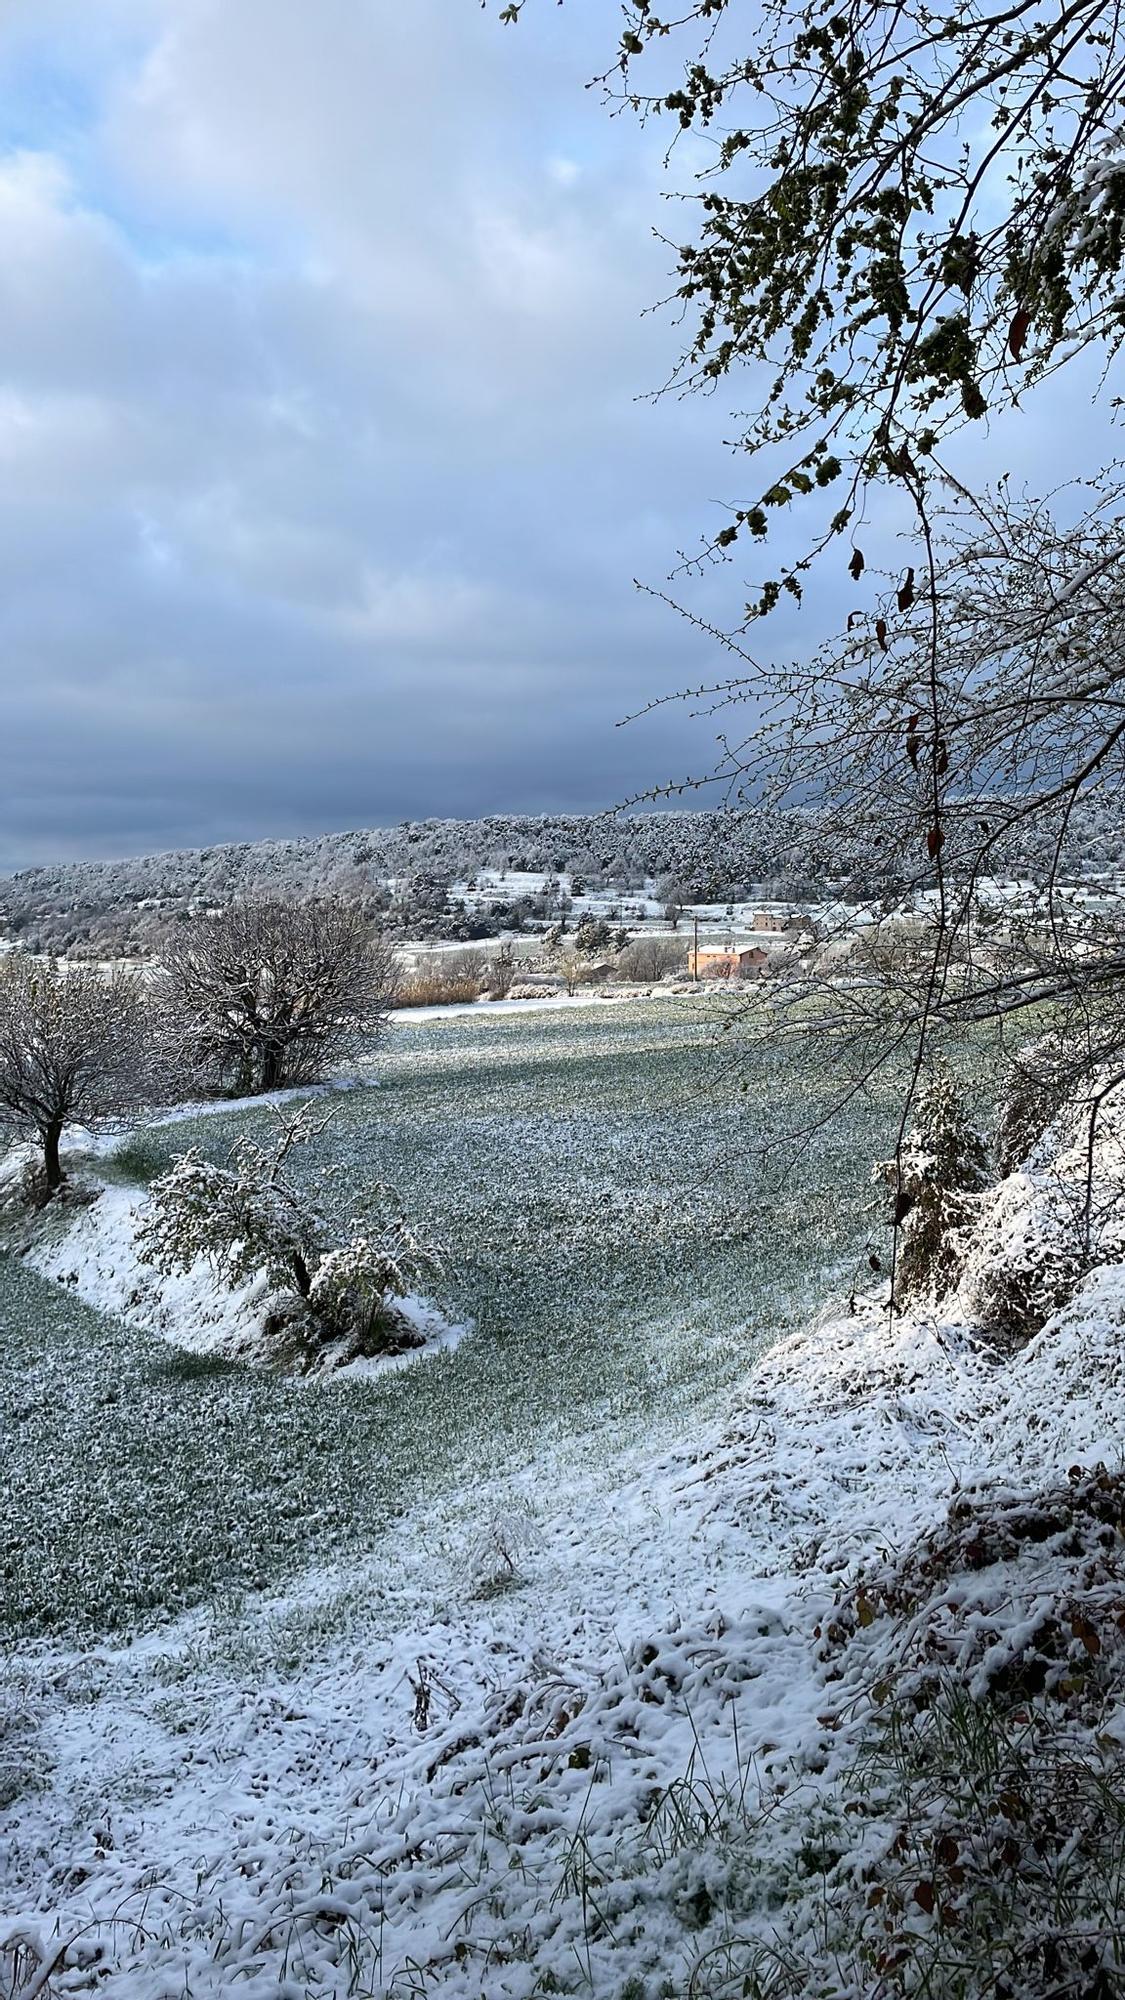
0;0;1109;868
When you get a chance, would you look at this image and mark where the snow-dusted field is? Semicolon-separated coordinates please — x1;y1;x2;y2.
8;1001;1117;1998
0;1001;892;1644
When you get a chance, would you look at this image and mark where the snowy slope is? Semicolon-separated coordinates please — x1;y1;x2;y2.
3;1107;1125;1997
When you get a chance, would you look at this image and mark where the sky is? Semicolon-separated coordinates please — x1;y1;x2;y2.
0;0;1110;870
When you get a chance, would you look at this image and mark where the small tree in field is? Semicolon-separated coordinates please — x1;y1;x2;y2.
161;897;396;1096
555;947;587;996
655;876;687;931
0;955;149;1194
137;1106;444;1359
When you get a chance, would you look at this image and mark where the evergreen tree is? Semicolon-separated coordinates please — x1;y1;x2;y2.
875;1066;991;1304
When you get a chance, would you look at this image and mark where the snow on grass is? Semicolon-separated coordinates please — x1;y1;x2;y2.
5;1239;1125;1998
130;1073;375;1127
21;1181;468;1378
6;1002;1114;1997
0;1003;894;1644
387;990;650;1023
24;1180;274;1359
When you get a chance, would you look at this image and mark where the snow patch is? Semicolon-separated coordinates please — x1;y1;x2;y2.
23;1181;467;1378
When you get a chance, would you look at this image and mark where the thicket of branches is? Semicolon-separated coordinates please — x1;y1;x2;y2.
526;0;1125;595
709;475;1125;1138
0;958;150;1193
160;897;396;1096
503;0;1125;1184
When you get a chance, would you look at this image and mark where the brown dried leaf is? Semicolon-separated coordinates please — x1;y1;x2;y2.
1008;307;1030;361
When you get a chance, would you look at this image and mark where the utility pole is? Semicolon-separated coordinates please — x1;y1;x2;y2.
693;913;699;982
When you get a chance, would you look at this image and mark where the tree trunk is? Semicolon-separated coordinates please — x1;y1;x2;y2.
42;1119;64;1193
260;1043;284;1093
291;1250;312;1300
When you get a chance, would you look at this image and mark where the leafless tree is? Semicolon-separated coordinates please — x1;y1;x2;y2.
482;943;516;999
0;955;150;1191
556;948;587;997
159;898;396;1097
617;935;687;983
702;473;1125;1169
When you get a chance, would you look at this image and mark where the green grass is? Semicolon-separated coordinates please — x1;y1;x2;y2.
102;1129;171;1186
0;1000;898;1644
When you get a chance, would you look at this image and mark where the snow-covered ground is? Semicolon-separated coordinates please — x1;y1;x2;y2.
4;1239;1125;1996
387;989;651;1024
2;1010;1124;1997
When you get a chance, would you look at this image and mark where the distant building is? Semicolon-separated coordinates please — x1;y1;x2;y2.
689;945;769;981
751;910;816;939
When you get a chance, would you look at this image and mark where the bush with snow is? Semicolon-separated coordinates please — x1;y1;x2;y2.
959;1076;1125;1343
874;1064;991;1304
137;1106;444;1365
957;1169;1087;1345
996;1031;1078;1175
467;1492;537;1598
307;1221;442;1350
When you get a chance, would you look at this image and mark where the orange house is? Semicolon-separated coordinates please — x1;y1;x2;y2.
689;945;769;980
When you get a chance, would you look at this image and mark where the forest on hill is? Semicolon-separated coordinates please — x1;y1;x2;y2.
5;803;1124;956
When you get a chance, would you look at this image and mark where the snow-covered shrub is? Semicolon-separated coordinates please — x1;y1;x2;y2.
960;1077;1125;1343
996;1032;1076;1174
138;1140;327;1301
874;1065;991;1304
137;1107;444;1363
468;1493;536;1597
308;1220;442;1352
959;1169;1087;1345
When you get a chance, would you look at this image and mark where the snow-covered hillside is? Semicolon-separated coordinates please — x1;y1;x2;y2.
6;804;1122;957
